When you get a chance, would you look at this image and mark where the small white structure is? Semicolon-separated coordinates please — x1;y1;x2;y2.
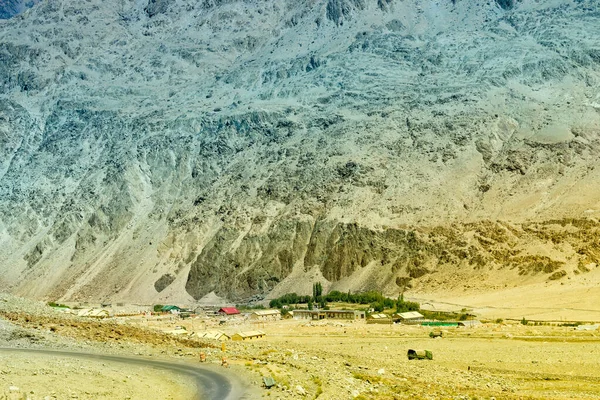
576;324;600;331
394;311;424;324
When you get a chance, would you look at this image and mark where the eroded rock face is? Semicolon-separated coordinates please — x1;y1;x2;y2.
495;0;516;10
326;0;366;25
144;0;173;17
0;0;599;302
0;0;39;19
185;218;600;300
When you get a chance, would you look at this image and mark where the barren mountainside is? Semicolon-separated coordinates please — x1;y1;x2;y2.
1;0;600;303
0;0;39;19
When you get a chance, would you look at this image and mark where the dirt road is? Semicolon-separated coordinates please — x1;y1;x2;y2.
0;348;251;400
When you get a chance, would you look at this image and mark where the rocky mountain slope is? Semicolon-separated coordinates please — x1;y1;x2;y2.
0;0;39;19
0;0;599;303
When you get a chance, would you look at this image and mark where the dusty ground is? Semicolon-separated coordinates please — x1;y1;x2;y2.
0;294;212;399
178;319;600;400
3;292;600;399
0;349;195;400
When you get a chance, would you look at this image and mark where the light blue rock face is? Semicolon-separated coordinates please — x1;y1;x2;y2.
0;0;24;19
0;0;599;302
0;0;39;19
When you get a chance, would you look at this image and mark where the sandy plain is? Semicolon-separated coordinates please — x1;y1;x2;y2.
152;316;600;400
4;291;600;400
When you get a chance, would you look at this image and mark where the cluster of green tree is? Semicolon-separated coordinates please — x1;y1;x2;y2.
313;282;323;300
395;294;420;313
324;290;397;309
269;293;313;308
269;285;421;314
312;282;327;309
235;304;266;311
153;304;164;312
420;310;469;321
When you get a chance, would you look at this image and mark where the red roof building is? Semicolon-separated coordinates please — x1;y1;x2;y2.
218;307;240;315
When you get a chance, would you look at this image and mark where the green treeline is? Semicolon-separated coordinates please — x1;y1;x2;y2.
269;293;313;308
269;289;420;313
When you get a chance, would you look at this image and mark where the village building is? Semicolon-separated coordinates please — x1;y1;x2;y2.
367;313;392;324
393;311;425;324
203;310;220;318
283;311;294;319
218;307;240;316
293;310;325;320
250;309;281;321
161;305;182;314
326;310;365;320
293;310;365;321
231;330;265;341
197;330;230;341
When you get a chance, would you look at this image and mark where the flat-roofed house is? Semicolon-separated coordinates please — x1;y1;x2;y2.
367;313;392;324
293;309;365;320
250;309;281;321
197;330;230;341
394;311;424;324
231;330;265;341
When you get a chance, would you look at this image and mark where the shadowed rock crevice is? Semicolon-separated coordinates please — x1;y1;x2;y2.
326;0;366;25
495;0;516;10
144;0;173;17
154;273;176;292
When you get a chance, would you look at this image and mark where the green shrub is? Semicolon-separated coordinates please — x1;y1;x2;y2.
396;294;420;313
235;304;266;310
48;302;68;308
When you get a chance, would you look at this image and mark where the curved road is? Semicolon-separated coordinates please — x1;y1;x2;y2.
0;347;254;400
